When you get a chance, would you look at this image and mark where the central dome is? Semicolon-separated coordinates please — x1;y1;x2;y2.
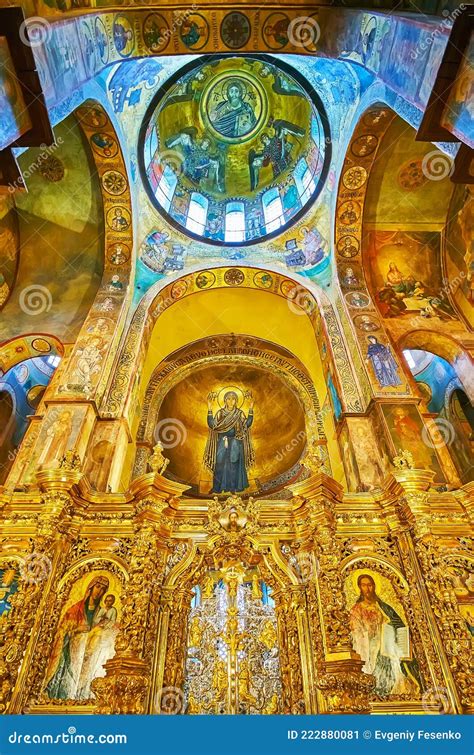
140;55;330;245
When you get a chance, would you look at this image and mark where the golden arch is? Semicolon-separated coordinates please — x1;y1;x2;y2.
103;265;364;420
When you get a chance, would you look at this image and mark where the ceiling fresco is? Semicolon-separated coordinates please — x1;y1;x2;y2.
140;56;329;245
0;115;104;343
91;54;364;302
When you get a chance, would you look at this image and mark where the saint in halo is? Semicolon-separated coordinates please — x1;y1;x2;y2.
210;81;257;139
349;574;422;697
45;575;110;700
366;336;402;388
204;390;255;494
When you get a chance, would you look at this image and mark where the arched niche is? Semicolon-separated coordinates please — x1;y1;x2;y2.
104;266;366;492
132;334;330;497
399;330;474;403
0;349;63;484
334;101;471;400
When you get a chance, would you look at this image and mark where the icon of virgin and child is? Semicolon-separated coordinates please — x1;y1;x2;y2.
45;575;119;701
204;388;255;494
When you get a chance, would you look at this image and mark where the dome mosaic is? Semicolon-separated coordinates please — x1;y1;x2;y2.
140;56;330;246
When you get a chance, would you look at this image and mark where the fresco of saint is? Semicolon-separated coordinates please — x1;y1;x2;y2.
210;81;256;139
45;575;111;700
349;574;422;697
37;410;73;467
366;336;402;388
204;390;255;493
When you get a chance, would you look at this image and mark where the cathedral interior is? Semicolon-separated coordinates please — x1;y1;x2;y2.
0;0;473;718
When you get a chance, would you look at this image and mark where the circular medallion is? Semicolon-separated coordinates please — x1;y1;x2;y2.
195;271;216;289
254;271;273;289
262;12;290;50
280;279;298;298
180;13;209;51
76;104;108;129
91;132;118;159
221;12;251;49
224;268;245;286
171;279;188;299
354;314;381;332
345;291;371;309
338;201;361;226
95;18;109;65
113;15;135;58
39;155;64;183
16;364;28;383
337;236;359;258
107;242;130;265
102;170;127;195
398;158;428;191
351;134;378;158
201;71;267;144
106;207;131;232
342;165;367;190
362;108;390;128
31;338;51;353
143;13;170;53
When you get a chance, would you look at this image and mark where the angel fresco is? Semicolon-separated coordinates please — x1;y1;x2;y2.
204;389;255;494
249;120;305;191
166;129;224;192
